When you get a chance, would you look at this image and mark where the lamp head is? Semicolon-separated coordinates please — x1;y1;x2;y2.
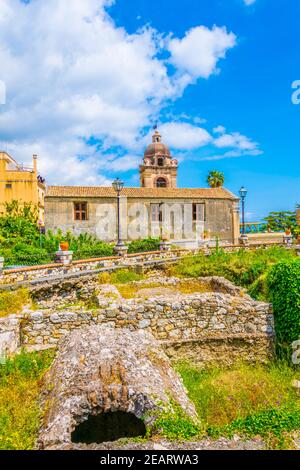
112;178;124;193
239;186;248;199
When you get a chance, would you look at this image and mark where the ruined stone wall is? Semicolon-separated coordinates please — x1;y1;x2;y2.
0;277;275;366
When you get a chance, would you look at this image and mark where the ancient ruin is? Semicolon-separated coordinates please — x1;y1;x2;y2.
38;326;198;450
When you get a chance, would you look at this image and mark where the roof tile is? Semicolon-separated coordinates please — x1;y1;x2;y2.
46;186;238;200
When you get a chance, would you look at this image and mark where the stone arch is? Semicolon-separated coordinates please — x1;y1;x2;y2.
156;177;168;188
71;410;146;444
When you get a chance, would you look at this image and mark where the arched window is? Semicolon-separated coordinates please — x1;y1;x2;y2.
157;158;164;167
156;177;167;188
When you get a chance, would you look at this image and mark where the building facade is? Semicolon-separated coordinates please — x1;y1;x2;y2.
45;131;240;247
0;152;46;221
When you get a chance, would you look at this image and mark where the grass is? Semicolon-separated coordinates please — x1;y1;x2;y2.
0;288;30;318
117;280;212;299
1;351;300;449
0;350;55;450
170;246;296;300
98;269;145;285
176;361;300;449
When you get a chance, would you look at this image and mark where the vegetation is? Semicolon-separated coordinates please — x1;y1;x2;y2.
127;237;160;254
43;230;114;260
151;399;202;441
207;171;225;188
263;210;299;236
0;350;55;450
267;259;300;352
0;289;30;318
170;246;297;300
107;269;144;284
177;361;300;449
0;201;162;266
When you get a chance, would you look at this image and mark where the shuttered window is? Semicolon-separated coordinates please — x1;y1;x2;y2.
74;202;88;221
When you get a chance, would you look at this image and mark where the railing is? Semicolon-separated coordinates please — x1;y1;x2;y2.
240;222;267;233
1;240;296;272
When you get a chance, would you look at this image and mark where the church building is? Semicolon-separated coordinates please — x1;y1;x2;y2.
45;130;240;247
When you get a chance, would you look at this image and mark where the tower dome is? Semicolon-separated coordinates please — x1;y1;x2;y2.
144;130;171;158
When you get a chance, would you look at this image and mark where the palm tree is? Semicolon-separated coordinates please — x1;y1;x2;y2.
207;171;225;188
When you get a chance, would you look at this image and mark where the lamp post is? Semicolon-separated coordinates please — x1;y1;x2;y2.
38;219;45;249
239;186;248;245
112;178;128;256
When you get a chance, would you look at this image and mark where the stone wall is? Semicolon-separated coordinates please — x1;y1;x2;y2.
0;276;275;367
0;251;181;286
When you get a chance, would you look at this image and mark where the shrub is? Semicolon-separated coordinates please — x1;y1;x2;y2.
267;259;300;347
127;238;160;254
172;246;296;300
72;242;114;260
0;288;30;317
0;201;39;247
11;243;52;265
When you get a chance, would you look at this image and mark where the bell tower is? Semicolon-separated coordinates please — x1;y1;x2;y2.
140;129;178;188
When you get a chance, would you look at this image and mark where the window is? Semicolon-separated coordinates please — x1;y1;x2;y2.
5;183;12;189
193;203;205;222
74;202;88;221
151;204;162;222
156;177;167;188
157;158;164;167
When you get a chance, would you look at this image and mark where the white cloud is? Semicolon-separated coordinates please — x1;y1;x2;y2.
214;132;259;152
0;0;256;184
244;0;256;5
156;122;212;150
168;25;236;80
213;125;226;134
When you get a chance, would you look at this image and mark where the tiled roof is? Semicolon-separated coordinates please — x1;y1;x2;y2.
46;186;238;200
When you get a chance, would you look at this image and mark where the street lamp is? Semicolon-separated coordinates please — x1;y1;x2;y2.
38;219;45;249
112;178;127;255
239;186;248;245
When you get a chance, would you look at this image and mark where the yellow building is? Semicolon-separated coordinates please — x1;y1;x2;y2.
0;152;46;221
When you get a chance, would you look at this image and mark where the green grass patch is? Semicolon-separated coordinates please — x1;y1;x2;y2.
171;246;296;300
0;350;55;450
176;361;300;449
99;269;145;285
150;399;202;441
0;288;30;317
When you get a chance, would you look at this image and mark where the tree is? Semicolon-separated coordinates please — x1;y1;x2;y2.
263;210;298;235
207;171;225;188
0;200;39;246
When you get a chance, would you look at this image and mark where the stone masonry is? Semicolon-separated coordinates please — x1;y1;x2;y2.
0;276;275;366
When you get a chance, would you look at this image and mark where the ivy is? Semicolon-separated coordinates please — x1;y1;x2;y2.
266;259;300;349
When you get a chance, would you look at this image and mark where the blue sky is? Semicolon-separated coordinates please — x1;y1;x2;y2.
0;0;299;221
